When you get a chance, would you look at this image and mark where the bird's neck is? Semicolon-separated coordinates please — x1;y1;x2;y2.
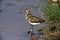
25;12;32;19
26;11;32;16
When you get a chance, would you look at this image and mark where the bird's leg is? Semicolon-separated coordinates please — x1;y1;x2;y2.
30;25;36;35
31;25;33;29
27;24;34;34
30;25;34;32
28;24;35;35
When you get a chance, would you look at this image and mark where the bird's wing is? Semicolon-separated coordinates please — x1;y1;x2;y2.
28;16;45;23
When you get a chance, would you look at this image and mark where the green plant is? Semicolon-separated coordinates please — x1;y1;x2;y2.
45;4;60;23
45;1;60;40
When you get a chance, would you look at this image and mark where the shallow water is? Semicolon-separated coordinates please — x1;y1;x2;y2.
0;0;46;40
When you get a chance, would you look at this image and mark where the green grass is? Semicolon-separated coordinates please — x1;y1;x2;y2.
44;2;60;40
45;3;60;23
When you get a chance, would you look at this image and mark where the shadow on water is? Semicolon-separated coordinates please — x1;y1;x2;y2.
0;10;2;12
6;3;16;6
0;32;3;40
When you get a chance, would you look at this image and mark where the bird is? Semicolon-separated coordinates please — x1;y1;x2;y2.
24;8;45;26
24;8;45;35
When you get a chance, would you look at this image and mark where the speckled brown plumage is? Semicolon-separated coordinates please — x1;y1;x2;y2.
25;8;45;25
26;14;45;23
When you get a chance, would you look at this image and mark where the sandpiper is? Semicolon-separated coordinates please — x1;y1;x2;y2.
24;8;45;26
24;8;45;35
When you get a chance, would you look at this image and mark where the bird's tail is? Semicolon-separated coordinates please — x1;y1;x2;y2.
39;19;45;23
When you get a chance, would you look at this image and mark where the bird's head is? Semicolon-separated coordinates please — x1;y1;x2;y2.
24;8;30;14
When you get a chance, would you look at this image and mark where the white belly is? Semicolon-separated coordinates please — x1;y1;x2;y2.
29;22;40;25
